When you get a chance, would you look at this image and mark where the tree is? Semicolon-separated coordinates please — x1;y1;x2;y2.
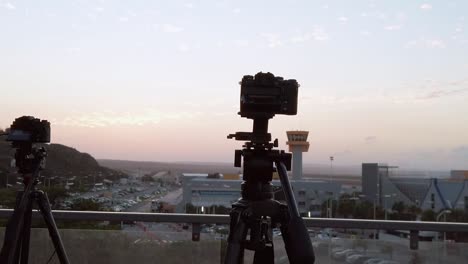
0;188;17;208
141;174;155;182
321;199;338;218
353;201;375;219
70;198;103;211
337;194;357;218
407;205;421;216
421;209;436;221
42;186;68;207
392;201;405;214
447;209;468;223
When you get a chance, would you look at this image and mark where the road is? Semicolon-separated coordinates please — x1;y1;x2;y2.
124;188;182;212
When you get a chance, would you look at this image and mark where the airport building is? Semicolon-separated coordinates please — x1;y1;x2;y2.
181;173;340;216
362;163;468;212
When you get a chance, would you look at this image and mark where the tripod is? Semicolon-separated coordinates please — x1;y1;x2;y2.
0;144;70;264
225;116;315;264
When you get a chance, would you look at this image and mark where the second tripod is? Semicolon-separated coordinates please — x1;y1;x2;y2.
0;116;69;264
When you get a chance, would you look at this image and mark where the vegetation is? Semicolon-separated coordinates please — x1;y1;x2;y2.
421;209;436;221
69;198;104;211
0;188;17;208
42;186;68;207
141;174;155;182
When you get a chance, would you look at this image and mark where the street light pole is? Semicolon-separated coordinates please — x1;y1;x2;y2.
436;210;452;242
383;194;395;220
329;156;334;218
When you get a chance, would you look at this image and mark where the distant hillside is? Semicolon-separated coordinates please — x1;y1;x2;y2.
98;159;241;176
0;139;125;186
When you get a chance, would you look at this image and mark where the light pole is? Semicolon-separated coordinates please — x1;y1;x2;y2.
329;156;334;218
383;194;396;220
437;210;451;242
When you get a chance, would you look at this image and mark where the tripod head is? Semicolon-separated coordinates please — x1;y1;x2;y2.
4;116;50;183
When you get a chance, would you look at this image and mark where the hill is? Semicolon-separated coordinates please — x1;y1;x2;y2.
0;137;125;187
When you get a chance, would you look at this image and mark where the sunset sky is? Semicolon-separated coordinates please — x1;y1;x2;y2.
1;0;467;170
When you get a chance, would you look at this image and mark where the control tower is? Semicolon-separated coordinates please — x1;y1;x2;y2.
286;131;310;180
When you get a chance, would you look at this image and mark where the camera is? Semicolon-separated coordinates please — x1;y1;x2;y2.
240;72;298;117
6;116;50;143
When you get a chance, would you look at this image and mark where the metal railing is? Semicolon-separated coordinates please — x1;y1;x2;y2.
1;209;468;250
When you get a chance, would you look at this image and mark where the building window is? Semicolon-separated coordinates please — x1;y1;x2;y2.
465;196;468;211
298;201;306;207
298;191;306;196
309;204;320;211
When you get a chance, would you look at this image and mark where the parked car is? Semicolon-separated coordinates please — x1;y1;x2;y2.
346;254;373;264
333;249;355;260
364;258;384;264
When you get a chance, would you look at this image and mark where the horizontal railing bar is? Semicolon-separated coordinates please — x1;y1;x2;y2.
0;209;229;224
1;209;468;232
303;218;468;232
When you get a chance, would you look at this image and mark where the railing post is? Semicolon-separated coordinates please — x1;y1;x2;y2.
410;230;419;250
192;223;201;242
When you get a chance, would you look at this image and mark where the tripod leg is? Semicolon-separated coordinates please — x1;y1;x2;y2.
0;191;29;264
224;209;248;264
253;246;274;264
252;220;274;264
34;191;70;264
19;197;34;264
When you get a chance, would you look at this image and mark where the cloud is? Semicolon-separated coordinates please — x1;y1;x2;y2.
4;2;15;10
360;30;371;36
364;136;377;144
311;26;329;41
119;17;129;22
420;3;432;10
162;24;184;33
232;8;241;14
55;109;202;128
361;12;387;20
177;43;190;52
411;79;468;100
427;39;445;48
338;16;348;23
384;25;402;31
260;33;283;48
452;146;468;156
405;38;446;49
332;149;352;156
65;47;81;53
416;87;468;100
311;79;468;105
234;39;249;47
291;26;329;43
184;3;194;9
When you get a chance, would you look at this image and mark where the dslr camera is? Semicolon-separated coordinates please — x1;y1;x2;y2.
240;72;298;117
6;116;50;143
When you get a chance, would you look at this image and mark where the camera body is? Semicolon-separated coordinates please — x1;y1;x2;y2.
6;116;50;143
240;72;298;117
